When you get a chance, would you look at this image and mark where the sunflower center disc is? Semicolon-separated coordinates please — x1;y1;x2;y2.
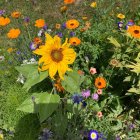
134;30;139;34
51;49;63;62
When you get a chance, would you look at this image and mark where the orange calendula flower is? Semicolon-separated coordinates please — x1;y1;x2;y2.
66;19;79;29
78;70;84;75
117;13;125;19
35;19;45;28
7;28;21;39
0;17;10;26
55;24;61;29
69;37;81;46
127;25;140;38
11;11;21;18
60;6;68;13
64;0;75;4
33;37;42;45
95;77;106;89
54;78;65;92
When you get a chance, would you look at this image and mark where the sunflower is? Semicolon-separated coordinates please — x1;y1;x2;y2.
11;11;21;18
127;25;140;38
64;0;75;4
95;77;106;89
35;19;45;28
7;28;21;39
0;17;10;26
66;19;79;29
117;13;125;19
69;37;81;46
33;34;76;80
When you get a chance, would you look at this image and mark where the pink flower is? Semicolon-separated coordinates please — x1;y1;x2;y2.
97;89;102;95
90;67;97;75
97;111;103;118
82;90;90;98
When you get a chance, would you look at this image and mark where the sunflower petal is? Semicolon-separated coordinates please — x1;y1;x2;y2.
54;35;61;49
49;62;58;79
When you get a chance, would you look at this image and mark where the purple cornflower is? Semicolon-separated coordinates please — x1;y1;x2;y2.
57;32;63;38
72;94;83;104
88;130;99;140
61;23;66;29
43;25;48;31
16;51;21;55
118;21;123;30
92;93;99;101
0;10;5;16
126;20;134;29
82;90;90;98
24;17;30;23
29;42;38;50
39;128;52;140
82;101;87;107
70;31;75;37
128;123;135;131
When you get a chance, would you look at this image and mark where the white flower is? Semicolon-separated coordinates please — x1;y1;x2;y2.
0;56;5;62
17;74;25;84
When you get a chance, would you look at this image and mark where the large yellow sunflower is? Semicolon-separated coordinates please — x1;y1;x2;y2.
33;34;76;80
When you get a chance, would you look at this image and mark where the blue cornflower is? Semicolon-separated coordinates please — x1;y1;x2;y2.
39;128;52;140
70;31;75;37
29;42;38;50
72;94;83;104
0;10;5;16
61;23;66;29
57;32;63;38
89;130;99;140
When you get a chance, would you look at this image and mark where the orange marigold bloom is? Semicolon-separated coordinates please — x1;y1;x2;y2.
33;37;42;45
35;19;45;28
54;78;64;92
95;77;106;89
64;0;75;4
7;28;21;39
78;70;84;75
127;25;140;39
11;11;21;18
66;19;79;29
69;37;81;46
0;17;10;26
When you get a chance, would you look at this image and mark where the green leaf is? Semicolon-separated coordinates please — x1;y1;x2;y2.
17;93;60;122
16;64;48;91
17;93;40;113
23;70;48;91
61;71;85;93
37;93;60;123
15;64;38;78
108;37;121;48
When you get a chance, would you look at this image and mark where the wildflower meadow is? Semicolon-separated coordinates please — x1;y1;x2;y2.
1;0;140;140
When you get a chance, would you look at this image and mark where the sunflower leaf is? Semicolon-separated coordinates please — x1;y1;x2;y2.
61;71;85;94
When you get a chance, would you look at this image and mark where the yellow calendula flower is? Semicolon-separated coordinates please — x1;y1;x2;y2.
90;2;97;8
117;13;125;19
7;47;15;53
33;34;76;80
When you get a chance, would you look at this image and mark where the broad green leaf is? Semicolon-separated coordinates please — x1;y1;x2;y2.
15;64;38;78
17;93;40;113
37;93;60;123
16;64;48;91
17;93;60;122
61;71;85;93
108;37;121;48
23;70;48;91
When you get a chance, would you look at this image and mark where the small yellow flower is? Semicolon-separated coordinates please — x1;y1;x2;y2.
0;134;4;140
117;13;125;19
90;2;97;8
7;47;15;53
82;16;88;20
